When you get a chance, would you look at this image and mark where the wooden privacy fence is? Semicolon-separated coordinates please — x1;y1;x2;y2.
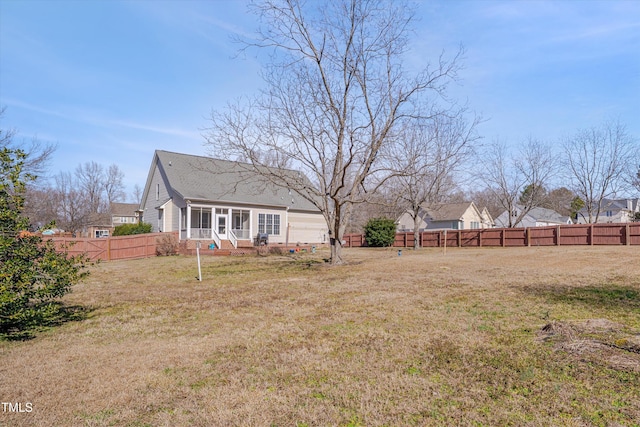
49;233;164;261
344;223;640;248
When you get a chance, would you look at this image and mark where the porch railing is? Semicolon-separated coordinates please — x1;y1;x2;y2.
228;229;238;249
232;228;251;240
189;228;221;249
191;228;211;239
211;229;221;249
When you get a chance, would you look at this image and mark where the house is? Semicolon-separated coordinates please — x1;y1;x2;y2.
494;206;573;228
85;212;113;238
139;150;328;248
576;198;640;224
84;203;141;238
397;201;494;231
110;202;141;227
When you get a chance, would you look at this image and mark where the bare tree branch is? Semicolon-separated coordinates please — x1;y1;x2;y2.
563;120;637;223
205;0;464;264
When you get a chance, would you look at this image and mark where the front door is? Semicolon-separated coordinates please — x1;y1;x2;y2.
216;213;227;239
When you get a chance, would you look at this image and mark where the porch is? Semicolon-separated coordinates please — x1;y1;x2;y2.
180;206;252;249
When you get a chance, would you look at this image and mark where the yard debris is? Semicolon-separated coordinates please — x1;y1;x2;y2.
538;319;640;372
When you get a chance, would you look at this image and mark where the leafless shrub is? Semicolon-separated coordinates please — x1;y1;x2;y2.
156;233;178;256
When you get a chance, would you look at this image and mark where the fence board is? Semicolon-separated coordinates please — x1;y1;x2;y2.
50;233;163;261
344;224;640;249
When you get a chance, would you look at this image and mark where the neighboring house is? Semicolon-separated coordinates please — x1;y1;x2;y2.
397;201;494;231
139;150;328;248
84;203;141;238
85;212;113;238
494;206;573;228
111;202;141;227
576;198;640;224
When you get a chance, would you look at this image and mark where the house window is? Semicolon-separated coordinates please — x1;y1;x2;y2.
606;211;613;217
95;230;109;238
451;221;459;230
258;213;281;235
471;221;480;229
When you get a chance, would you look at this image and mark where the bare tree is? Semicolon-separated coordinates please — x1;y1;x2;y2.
543;186;576;218
1;107;56;181
53;171;87;233
482;138;558;227
104;164;126;205
131;183;143;205
563;120;638;223
75;161;105;214
1;107;57;228
48;163;127;233
630;163;640;194
468;187;503;219
23;187;59;230
389;111;480;248
205;0;463;264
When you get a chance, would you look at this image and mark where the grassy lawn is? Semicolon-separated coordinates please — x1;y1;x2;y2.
1;246;639;426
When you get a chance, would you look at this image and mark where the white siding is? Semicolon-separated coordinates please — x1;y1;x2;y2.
252;207;287;243
287;211;328;244
397;211;427;231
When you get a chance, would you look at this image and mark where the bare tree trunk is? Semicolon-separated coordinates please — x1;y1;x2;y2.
413;211;421;250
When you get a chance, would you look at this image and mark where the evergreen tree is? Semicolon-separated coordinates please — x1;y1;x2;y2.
1;148;88;338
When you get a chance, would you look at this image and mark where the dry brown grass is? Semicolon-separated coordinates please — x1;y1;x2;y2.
1;246;640;426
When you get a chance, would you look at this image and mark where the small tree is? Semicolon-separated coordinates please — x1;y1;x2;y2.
364;217;397;247
570;196;585;221
1;147;88;337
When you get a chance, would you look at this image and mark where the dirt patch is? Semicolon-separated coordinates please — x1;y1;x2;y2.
539;319;640;372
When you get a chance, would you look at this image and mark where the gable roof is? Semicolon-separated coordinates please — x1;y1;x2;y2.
527;206;568;223
147;150;320;212
110;202;140;216
424;202;478;221
600;198;638;212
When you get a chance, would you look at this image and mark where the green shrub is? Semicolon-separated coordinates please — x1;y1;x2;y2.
113;222;152;236
1;148;89;338
364;217;397;247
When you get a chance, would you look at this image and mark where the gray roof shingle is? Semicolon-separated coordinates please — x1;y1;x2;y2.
155;150;320;212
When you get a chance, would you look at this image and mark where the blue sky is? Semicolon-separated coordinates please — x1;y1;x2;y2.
1;0;639;200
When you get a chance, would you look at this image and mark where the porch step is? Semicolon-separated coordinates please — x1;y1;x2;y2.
218;240;235;250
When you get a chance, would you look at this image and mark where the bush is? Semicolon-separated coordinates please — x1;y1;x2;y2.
156;233;178;256
1;148;89;338
364;217;397;247
113;222;153;236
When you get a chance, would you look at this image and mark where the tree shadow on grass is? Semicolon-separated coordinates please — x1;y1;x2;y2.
1;303;94;341
541;285;640;311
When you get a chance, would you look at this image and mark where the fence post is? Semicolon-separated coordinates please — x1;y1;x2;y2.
590;224;594;246
626;223;631;246
556;225;561;246
443;230;447;254
501;229;505;247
